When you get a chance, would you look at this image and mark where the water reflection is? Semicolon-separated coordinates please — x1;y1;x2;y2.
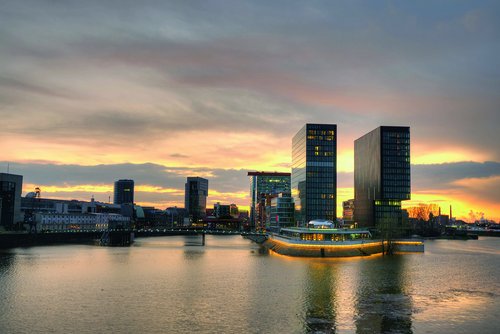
0;251;14;271
302;262;338;333
355;256;413;334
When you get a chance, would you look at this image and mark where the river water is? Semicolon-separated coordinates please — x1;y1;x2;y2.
0;236;498;333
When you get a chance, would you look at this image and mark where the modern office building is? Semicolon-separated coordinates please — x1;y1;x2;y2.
0;173;23;229
114;179;134;205
292;123;337;225
248;171;291;229
266;192;295;231
185;177;209;224
214;202;231;218
354;126;410;234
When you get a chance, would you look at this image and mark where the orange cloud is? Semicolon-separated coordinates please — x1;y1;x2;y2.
24;183;112;193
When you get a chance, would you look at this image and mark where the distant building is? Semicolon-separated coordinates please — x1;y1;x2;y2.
248;171;291;229
20;196;147;228
437;214;450;226
267;192;295;231
185;177;209;224
0;173;23;229
21;197;90;215
342;199;355;222
292;123;337;226
354;126;410;235
114;179;134;205
35;212;129;232
229;204;239;218
165;207;188;227
214;202;231;218
238;211;249;221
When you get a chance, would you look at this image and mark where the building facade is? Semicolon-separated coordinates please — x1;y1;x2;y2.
266;192;295;231
0;173;23;229
354;126;410;234
114;179;134;205
185;177;209;224
35;212;130;232
248;171;291;229
214;202;231;218
342;199;355;222
292;124;337;225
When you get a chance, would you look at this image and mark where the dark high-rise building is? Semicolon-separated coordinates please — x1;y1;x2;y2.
114;179;134;205
354;126;410;233
185;177;209;224
248;171;291;229
292;123;337;225
0;173;23;229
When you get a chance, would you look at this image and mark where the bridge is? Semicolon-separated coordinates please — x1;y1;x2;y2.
0;228;267;249
134;228;267;246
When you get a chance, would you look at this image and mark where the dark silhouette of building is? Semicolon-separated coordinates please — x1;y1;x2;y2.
292;123;337;225
185;177;208;224
214;202;231;218
248;171;291;229
0;173;23;229
354;126;410;234
114;179;134;204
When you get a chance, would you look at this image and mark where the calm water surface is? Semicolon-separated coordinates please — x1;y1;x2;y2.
0;236;499;333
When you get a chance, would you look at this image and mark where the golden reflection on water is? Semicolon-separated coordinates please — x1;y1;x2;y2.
0;236;499;333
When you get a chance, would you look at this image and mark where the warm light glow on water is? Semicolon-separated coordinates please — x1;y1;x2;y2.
0;236;499;333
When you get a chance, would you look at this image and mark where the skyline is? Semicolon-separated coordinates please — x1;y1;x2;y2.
1;1;499;221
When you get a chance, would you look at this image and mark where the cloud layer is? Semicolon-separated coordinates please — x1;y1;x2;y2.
1;1;499;220
4;160;499;221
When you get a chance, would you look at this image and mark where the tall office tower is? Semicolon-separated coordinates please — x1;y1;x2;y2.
185;177;209;224
114;179;134;205
292;124;337;226
354;126;410;234
248;171;291;229
0;173;23;229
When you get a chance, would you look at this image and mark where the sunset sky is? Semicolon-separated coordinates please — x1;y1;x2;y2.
1;1;499;222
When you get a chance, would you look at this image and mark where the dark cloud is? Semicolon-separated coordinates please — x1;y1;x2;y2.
2;160;499;217
3;161;250;196
0;76;80;100
169;153;189;159
412;161;500;190
1;1;499;153
1;0;500;212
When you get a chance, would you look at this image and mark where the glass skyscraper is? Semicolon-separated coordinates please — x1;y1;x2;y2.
248;171;291;229
113;179;134;205
185;177;209;224
292;123;337;225
354;126;410;234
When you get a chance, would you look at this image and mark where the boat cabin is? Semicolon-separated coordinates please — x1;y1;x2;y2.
280;225;372;242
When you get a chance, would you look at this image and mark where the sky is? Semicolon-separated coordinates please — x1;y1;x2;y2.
1;0;499;222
